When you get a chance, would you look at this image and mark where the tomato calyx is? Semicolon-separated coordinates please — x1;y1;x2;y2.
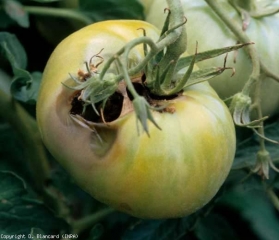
64;0;252;135
229;92;268;128
68;69;180;135
62;0;187;134
229;92;279;144
252;150;279;180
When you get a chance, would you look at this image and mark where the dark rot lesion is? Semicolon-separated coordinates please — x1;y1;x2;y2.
70;91;124;123
69;73;180;124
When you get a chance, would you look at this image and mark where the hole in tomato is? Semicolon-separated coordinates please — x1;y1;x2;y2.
70;91;124;123
141;73;146;83
127;82;147;101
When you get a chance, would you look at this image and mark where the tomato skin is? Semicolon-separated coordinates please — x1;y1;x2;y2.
144;0;279;118
37;20;236;218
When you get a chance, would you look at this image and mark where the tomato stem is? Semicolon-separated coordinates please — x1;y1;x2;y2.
71;208;115;234
115;55;161;134
93;0;188;133
23;6;92;25
204;0;260;95
100;0;187;87
266;188;279;212
72;0;250;134
205;0;279;179
99;36;159;82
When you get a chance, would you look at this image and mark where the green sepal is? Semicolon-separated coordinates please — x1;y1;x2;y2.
11;71;42;104
229;92;268;127
150;65;162;92
148;60;176;95
159;9;171;39
183;66;232;89
0;32;27;71
252;150;279;180
3;0;29;28
65;73;118;115
167;50;196;95
176;42;253;72
133;96;161;136
154;8;171;64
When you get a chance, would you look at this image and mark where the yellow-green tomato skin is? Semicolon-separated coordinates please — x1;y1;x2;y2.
37;20;236;219
143;0;279;118
81;84;236;219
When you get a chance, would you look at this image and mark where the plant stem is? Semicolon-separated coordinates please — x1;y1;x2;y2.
71;208;115;234
159;0;187;90
204;0;264;129
266;188;279;212
100;37;159;82
155;0;185;53
254;77;266;150
23;6;92;25
205;0;274;176
204;0;260;95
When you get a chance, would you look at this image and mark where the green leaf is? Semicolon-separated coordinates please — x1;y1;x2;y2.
176;42;253;71
0;9;15;28
195;213;240;240
0;33;42;103
0;32;27;70
50;165;99;211
79;0;144;21
0;69;11;95
3;0;29;28
122;214;199;240
0;126;31;180
182;67;229;88
0;171;68;235
123;220;166;240
219;186;279;240
274;175;279;190
225;169;263;192
30;228;46;239
11;71;42;104
88;224;104;240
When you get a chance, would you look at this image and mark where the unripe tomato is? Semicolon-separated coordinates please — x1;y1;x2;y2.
37;20;236;219
143;0;279;118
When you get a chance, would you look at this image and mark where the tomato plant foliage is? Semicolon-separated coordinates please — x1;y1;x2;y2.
144;0;279;118
0;0;279;239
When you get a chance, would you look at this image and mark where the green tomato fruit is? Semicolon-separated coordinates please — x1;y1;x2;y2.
37;20;236;219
